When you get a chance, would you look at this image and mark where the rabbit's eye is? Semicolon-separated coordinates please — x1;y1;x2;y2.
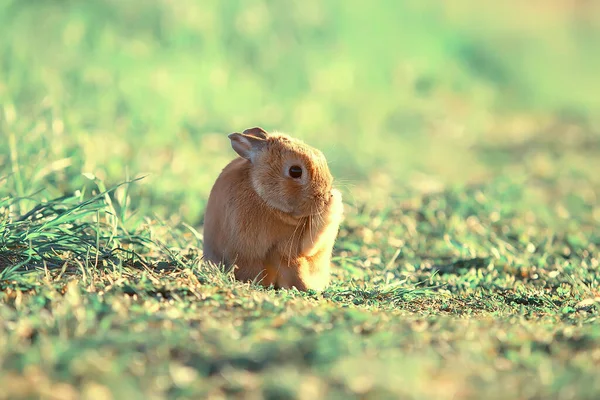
289;165;303;179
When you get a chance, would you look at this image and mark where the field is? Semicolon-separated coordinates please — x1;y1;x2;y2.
1;1;600;399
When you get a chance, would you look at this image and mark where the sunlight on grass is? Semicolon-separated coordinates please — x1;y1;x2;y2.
1;1;600;399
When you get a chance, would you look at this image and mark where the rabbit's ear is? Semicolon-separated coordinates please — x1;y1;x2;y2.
242;127;269;139
228;132;266;162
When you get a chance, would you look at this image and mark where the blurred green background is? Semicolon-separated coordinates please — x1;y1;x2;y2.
2;0;599;223
2;2;600;398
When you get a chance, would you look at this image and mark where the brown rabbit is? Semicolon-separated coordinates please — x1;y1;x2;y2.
202;127;343;291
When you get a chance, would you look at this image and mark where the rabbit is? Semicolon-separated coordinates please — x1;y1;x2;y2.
202;127;343;291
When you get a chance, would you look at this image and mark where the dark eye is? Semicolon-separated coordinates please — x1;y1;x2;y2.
289;165;303;179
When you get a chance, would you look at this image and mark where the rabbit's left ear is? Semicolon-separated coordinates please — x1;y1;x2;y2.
228;132;267;163
242;127;269;139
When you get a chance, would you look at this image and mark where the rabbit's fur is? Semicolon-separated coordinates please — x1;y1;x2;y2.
203;127;343;291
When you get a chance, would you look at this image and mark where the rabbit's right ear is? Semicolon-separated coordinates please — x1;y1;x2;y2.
242;127;269;139
228;132;266;163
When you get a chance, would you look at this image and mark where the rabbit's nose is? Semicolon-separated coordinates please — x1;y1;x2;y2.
316;192;328;201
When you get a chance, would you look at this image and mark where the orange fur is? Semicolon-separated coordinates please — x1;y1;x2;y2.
202;127;344;291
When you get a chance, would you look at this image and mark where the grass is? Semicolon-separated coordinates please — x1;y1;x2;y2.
1;0;600;399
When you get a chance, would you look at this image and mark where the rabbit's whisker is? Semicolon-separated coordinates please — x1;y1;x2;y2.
285;215;304;271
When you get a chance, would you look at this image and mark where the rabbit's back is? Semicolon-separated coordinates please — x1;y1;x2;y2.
203;157;286;268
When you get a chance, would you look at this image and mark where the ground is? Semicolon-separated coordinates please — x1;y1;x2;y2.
1;1;600;399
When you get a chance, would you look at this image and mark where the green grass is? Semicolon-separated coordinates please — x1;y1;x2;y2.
1;1;600;399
